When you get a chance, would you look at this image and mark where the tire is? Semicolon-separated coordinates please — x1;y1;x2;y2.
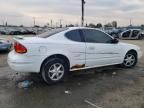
121;51;137;68
41;58;69;84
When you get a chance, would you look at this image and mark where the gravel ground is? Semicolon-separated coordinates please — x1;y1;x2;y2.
0;36;144;108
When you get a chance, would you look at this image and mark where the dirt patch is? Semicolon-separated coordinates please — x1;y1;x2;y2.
0;39;144;108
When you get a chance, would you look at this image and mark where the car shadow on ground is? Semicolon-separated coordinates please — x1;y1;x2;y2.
13;65;125;88
1;65;144;108
0;51;9;54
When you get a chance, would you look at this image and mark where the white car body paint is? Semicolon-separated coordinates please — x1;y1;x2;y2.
8;27;143;73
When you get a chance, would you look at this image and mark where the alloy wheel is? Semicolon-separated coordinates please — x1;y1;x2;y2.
48;63;64;81
123;54;135;67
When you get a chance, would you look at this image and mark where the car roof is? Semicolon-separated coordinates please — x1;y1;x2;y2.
68;27;101;31
129;29;141;31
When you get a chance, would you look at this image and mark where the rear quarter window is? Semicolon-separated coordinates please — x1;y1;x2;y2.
65;30;82;42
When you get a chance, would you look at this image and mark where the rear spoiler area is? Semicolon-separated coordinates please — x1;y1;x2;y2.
13;36;25;44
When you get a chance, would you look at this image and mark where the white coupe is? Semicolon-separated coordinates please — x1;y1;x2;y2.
8;27;142;84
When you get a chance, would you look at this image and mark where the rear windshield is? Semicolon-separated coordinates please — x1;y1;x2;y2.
38;28;68;38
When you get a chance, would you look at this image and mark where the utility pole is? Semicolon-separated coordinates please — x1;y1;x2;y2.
33;17;36;27
56;22;58;28
130;19;132;26
50;19;53;28
81;0;86;27
59;19;62;28
5;21;7;26
2;19;5;26
47;23;49;28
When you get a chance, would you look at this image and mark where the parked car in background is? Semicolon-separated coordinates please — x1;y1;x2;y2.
18;28;36;35
0;27;7;35
103;27;121;38
0;38;12;52
120;29;144;40
8;29;36;35
8;27;142;84
24;30;36;35
0;31;6;35
9;30;22;35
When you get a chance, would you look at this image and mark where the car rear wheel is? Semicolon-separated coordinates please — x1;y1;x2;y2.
122;51;137;68
41;58;68;84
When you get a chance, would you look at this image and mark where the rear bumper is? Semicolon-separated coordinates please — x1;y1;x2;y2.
7;51;40;73
8;61;34;72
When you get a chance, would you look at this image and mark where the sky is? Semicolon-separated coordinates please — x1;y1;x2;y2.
0;0;144;27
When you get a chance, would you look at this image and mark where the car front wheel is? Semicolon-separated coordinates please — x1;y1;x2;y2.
122;51;137;68
41;58;68;84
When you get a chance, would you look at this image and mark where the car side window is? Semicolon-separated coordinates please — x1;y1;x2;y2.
65;30;82;42
123;30;131;37
132;30;140;37
82;29;112;43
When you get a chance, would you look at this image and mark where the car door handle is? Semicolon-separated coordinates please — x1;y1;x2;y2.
89;46;95;50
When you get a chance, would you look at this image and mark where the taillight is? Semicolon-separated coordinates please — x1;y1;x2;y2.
14;42;27;54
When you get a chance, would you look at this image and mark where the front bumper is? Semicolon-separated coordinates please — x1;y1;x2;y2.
138;50;143;59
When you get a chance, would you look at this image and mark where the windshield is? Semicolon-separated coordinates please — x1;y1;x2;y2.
38;28;68;38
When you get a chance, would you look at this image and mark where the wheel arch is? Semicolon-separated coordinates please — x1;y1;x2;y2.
126;49;138;58
40;54;70;73
121;49;138;68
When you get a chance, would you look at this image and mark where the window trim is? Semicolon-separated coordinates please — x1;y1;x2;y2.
122;30;131;38
65;29;85;42
131;30;140;37
81;28;113;44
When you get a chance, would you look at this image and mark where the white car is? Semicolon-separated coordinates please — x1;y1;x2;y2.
8;27;142;84
120;29;144;40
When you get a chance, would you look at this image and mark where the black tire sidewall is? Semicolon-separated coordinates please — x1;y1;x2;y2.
41;58;69;84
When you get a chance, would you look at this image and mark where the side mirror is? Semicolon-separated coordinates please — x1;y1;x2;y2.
111;38;119;44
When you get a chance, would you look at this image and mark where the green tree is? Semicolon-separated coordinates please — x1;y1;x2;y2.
67;24;74;27
88;23;96;28
112;21;117;28
104;23;112;27
96;23;102;28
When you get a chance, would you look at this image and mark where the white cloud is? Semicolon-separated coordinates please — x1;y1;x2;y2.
0;0;144;26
